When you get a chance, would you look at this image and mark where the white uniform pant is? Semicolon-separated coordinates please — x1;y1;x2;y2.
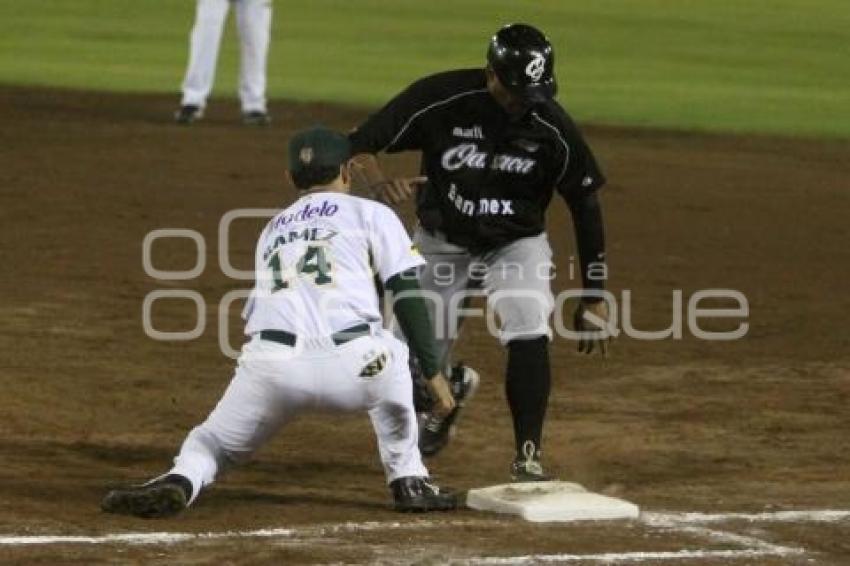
167;330;428;504
180;0;272;113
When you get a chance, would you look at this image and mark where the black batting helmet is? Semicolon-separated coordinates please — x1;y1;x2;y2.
486;23;557;103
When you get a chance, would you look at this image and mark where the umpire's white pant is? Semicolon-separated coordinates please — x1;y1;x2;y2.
180;0;272;113
167;329;428;504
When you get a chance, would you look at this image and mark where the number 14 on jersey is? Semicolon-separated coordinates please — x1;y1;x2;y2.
267;244;334;291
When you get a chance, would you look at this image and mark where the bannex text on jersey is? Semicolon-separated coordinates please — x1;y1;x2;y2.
447;184;516;217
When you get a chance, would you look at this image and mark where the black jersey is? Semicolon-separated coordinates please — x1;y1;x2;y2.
350;68;605;252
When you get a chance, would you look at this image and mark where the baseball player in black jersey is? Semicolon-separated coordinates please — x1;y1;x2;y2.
349;23;610;481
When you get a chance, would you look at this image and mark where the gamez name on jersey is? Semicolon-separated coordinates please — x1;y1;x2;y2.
261;226;338;262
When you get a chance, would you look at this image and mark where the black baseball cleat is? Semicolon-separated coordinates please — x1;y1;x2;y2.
174;105;203;125
390;476;458;512
419;364;480;457
101;474;192;519
242;110;271;126
510;441;553;482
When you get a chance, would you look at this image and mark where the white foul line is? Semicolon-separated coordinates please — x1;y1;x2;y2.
0;519;493;546
468;548;801;564
653;509;850;524
0;509;846;564
642;512;804;556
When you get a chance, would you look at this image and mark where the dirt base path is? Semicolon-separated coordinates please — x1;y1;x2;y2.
1;86;848;564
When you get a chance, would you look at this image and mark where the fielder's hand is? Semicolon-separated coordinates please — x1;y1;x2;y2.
574;300;611;355
425;372;456;417
348;153;426;205
374;176;427;205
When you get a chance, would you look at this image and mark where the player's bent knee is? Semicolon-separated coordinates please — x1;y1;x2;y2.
494;296;554;346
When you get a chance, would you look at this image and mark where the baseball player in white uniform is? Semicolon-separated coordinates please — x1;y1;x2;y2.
175;0;273;125
101;127;458;517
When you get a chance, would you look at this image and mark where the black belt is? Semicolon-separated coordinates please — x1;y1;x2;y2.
259;323;371;347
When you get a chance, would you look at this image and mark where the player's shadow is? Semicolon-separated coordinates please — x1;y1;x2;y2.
210;486;389;512
208;459;391;511
246;457;380;479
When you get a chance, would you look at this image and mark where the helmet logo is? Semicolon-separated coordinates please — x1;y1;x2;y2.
299;147;314;165
525;53;546;83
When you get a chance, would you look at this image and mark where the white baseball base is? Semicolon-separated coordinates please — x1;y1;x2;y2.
466;481;640;522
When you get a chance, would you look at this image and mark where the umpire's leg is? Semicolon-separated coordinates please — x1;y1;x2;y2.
180;0;230;109
234;0;272;113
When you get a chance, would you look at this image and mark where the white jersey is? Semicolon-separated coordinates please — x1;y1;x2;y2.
243;192;424;338
166;191;431;501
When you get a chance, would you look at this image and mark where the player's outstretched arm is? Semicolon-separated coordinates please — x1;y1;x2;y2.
349;153;425;205
385;270;456;416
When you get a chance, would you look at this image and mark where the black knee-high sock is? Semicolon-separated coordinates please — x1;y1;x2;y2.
506;336;551;457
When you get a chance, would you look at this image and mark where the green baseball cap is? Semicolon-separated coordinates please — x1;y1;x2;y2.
288;126;351;175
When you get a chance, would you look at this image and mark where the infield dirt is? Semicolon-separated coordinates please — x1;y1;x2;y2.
0;86;848;564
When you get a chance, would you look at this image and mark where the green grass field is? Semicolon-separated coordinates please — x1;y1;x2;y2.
1;0;848;137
